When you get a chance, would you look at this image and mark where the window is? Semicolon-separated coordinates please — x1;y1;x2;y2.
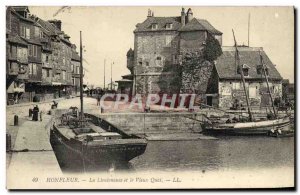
76;66;80;74
28;45;32;56
233;82;241;90
265;68;269;76
243;68;249;76
62;71;66;80
29;63;37;75
157;56;161;60
32;63;37;75
46;69;50;77
33;45;37;57
165;35;172;46
20;26;30;38
71;64;74;72
29;63;32;74
257;65;262;74
151;23;158;30
146;61;149;66
46;55;49;62
25;27;30;39
166;23;173;29
29;45;38;57
249;87;257;98
20;26;25;38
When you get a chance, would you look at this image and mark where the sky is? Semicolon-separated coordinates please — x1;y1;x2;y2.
29;6;294;87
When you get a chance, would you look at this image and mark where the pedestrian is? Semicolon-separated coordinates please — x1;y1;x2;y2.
32;105;39;121
97;94;101;106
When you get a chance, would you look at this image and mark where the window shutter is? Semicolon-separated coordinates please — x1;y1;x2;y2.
28;45;32;56
26;28;30;39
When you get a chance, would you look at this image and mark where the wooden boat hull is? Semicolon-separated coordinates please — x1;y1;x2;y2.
203;117;291;136
50;126;147;172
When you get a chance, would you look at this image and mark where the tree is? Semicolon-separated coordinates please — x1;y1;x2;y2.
203;35;222;62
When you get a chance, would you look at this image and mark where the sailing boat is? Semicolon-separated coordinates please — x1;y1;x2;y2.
50;31;147;172
203;30;291;136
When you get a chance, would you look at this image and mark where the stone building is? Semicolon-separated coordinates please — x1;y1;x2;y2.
129;8;222;96
282;79;294;103
206;46;283;108
71;44;81;96
6;6;42;103
6;6;79;104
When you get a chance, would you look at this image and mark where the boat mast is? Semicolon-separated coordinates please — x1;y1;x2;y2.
80;31;84;121
259;52;277;118
232;29;253;121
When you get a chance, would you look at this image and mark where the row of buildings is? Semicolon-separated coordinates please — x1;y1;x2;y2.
117;8;291;108
6;6;81;105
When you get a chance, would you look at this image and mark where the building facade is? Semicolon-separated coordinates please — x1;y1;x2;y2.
6;6;79;104
206;46;283;108
127;8;222;98
122;8;284;108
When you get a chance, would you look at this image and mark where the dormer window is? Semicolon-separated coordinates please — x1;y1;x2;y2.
243;68;249;76
238;64;250;77
151;23;158;30
257;64;269;76
166;23;173;29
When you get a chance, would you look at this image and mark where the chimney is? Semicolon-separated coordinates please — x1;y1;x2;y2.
187;8;193;23
48;19;62;31
181;7;186;26
147;9;152;17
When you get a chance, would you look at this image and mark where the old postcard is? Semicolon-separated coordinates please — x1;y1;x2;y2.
6;6;295;189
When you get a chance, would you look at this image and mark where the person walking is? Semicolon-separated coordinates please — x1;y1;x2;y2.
32;105;39;121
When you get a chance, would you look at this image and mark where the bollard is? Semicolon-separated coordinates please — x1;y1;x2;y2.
14;115;18;126
29;108;33;117
6;134;11;152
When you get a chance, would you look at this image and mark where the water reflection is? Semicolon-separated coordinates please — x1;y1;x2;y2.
54;136;294;173
132;137;294;172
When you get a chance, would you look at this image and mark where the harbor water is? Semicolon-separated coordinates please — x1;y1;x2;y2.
131;136;294;172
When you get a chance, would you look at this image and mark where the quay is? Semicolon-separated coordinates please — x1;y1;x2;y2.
6;97;294;188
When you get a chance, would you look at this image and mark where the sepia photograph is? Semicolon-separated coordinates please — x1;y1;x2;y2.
5;5;295;189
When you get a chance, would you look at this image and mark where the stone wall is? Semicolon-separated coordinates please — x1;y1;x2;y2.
89;112;203;136
134;31;180;94
218;80;282;108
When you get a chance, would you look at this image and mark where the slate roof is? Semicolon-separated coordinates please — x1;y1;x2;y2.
134;16;222;35
36;18;61;36
36;18;72;46
179;18;222;35
134;16;182;32
11;6;30;13
215;47;282;81
9;6;35;23
71;50;80;61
